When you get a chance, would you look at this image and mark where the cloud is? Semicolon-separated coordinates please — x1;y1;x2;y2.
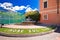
0;2;27;11
11;6;27;11
0;3;2;7
12;6;20;11
0;2;38;12
25;7;38;12
19;6;27;10
25;7;32;12
0;2;12;10
33;8;38;11
0;2;29;11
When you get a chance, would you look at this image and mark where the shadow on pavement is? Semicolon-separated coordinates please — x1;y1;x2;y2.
35;23;60;33
34;23;49;27
54;26;60;33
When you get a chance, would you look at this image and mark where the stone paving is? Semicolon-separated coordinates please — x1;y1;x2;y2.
3;24;47;28
0;32;60;40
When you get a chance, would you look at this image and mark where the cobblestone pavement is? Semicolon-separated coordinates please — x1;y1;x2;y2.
0;32;60;40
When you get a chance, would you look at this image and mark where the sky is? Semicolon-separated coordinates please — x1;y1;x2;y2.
0;0;39;14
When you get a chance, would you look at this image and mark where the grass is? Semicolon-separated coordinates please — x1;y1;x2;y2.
0;27;53;34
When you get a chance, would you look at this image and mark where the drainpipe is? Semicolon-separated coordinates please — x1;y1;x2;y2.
56;0;59;26
57;0;59;14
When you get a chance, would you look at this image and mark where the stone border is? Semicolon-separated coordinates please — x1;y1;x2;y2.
0;30;54;37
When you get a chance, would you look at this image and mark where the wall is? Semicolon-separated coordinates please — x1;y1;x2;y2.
40;0;60;25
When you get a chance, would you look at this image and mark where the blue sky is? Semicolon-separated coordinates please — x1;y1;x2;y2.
0;0;39;14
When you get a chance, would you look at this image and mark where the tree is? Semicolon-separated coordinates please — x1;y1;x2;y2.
0;11;25;28
25;11;40;23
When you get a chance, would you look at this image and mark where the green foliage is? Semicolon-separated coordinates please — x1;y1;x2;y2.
25;11;40;22
0;11;25;24
0;27;52;34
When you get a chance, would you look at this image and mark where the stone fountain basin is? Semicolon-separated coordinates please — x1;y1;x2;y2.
20;21;35;25
3;24;47;28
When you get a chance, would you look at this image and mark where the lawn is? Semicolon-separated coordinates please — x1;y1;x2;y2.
0;27;53;34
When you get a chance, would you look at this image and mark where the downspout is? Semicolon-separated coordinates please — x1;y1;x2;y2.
57;0;59;14
57;0;59;26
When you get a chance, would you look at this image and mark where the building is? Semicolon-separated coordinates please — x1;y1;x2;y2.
40;0;60;26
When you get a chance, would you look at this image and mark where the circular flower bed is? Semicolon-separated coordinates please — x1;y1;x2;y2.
0;27;54;37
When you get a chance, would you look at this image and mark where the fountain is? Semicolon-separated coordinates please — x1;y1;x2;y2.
20;17;35;25
26;17;32;22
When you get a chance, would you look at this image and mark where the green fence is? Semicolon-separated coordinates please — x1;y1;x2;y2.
0;11;26;24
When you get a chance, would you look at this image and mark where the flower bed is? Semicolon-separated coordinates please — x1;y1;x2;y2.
0;27;54;37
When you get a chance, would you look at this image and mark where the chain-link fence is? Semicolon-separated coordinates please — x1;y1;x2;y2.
0;11;26;24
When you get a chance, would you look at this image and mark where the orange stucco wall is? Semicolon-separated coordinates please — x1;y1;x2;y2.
40;0;60;25
40;12;60;25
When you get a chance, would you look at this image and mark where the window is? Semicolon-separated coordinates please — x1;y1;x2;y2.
44;1;47;8
43;14;48;20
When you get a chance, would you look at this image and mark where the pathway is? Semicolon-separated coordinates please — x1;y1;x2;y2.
0;32;60;40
